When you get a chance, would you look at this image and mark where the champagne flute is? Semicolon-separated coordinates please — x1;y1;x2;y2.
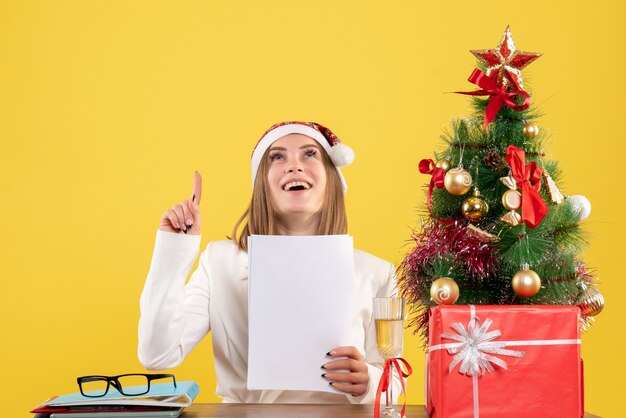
373;297;405;418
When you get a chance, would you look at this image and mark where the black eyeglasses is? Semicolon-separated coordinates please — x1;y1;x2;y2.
77;373;177;397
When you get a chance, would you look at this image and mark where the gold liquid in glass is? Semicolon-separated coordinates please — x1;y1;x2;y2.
373;298;405;418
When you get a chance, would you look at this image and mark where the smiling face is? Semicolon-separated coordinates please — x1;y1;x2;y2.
266;134;328;226
232;130;347;249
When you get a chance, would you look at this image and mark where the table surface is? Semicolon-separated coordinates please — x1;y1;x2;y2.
182;404;600;417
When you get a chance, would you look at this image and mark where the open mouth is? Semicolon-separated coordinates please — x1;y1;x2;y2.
283;181;312;191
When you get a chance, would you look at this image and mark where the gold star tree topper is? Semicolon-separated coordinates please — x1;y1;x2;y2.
471;26;542;91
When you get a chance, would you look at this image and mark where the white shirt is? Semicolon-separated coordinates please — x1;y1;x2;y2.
138;230;401;403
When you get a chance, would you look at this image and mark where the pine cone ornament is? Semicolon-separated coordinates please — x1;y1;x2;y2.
483;151;502;170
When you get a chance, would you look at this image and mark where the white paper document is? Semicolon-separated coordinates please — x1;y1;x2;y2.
247;234;354;393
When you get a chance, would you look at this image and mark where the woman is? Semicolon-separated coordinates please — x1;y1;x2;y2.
138;121;399;403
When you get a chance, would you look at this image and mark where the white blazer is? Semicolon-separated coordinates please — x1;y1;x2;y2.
138;230;401;403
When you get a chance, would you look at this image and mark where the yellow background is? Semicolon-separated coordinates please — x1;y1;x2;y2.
1;1;623;417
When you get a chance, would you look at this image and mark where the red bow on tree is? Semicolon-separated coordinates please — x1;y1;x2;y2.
505;145;548;228
419;159;444;210
419;160;456;225
456;68;530;130
374;357;412;418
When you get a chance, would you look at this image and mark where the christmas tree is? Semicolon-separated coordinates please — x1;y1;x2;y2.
399;26;604;343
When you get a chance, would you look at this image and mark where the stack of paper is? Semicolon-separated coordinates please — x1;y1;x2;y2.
31;381;199;417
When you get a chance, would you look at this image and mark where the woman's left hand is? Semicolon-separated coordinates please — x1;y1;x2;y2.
322;346;369;397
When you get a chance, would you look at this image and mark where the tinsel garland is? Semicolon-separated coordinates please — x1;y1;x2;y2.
399;220;500;342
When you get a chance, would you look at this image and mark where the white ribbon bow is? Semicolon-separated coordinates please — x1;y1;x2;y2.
441;318;525;376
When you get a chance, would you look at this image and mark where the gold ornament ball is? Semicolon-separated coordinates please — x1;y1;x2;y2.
462;195;489;222
512;268;541;298
436;159;451;173
430;277;460;305
577;286;604;317
523;123;540;138
444;167;472;195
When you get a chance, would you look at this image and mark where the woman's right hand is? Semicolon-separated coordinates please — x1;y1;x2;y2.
159;171;203;235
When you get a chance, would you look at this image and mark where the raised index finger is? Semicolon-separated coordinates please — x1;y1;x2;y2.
192;170;202;205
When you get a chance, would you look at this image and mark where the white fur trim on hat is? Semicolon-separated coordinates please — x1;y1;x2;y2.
251;123;353;193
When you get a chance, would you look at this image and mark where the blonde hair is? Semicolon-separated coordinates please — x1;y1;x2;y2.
231;144;347;251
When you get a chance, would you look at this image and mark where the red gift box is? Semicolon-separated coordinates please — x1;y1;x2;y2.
426;305;583;418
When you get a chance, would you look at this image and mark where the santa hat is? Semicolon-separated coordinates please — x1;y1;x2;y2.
251;121;355;193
